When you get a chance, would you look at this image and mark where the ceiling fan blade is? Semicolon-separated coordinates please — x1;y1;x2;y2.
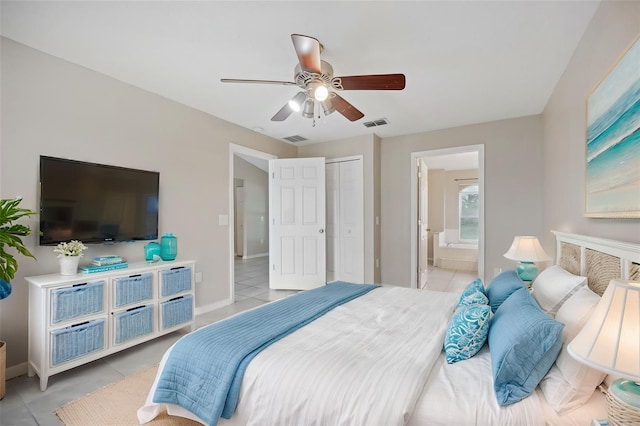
331;93;364;122
272;92;306;121
291;34;322;74
337;74;406;90
271;103;294;122
221;78;297;86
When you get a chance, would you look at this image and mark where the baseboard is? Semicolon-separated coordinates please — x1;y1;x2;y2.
194;298;233;316
6;362;28;380
242;253;268;260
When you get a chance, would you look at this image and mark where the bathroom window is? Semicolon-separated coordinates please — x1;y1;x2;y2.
459;184;479;242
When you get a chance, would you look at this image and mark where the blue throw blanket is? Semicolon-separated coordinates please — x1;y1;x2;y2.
153;281;379;426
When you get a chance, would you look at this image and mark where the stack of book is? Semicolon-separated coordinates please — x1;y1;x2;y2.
80;255;128;273
91;255;125;266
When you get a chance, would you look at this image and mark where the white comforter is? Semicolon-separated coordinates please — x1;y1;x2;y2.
139;286;458;425
411;346;545;426
139;284;602;425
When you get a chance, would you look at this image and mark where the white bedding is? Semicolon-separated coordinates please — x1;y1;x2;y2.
411;346;545;425
140;286;458;425
411;345;607;425
139;285;607;425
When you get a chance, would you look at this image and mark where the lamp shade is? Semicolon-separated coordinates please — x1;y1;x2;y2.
302;98;314;118
568;279;640;381
503;236;551;262
288;92;306;112
321;98;335;116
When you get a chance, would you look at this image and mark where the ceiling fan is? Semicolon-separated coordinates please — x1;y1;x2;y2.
221;34;406;124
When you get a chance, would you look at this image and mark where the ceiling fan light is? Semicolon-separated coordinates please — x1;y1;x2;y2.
288;92;306;112
321;98;335;116
302;99;315;118
313;84;329;102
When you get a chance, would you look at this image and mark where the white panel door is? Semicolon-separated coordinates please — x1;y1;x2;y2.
326;163;339;283
337;159;364;283
269;158;326;290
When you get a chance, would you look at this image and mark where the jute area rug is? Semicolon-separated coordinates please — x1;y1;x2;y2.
55;365;200;425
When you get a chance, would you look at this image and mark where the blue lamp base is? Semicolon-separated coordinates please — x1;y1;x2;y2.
516;261;538;282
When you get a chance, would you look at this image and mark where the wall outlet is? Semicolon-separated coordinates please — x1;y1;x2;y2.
195;272;203;283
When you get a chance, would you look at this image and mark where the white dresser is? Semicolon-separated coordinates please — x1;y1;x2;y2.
26;260;195;391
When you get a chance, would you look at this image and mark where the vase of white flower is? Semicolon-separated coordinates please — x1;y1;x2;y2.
54;240;87;276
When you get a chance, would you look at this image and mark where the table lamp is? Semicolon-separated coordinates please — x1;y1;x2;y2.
503;236;551;281
568;279;640;425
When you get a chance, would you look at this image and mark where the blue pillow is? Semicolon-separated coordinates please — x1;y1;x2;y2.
444;304;491;364
486;271;525;313
489;287;564;405
458;278;488;306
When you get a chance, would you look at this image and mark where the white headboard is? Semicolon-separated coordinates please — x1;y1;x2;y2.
551;230;640;296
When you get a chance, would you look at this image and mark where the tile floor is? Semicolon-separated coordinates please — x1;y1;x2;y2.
0;257;477;426
233;256;298;304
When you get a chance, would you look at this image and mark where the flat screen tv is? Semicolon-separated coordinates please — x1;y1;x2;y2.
39;156;159;245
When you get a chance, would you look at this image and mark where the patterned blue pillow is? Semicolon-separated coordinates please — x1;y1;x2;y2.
444;304;491;364
458;278;488;306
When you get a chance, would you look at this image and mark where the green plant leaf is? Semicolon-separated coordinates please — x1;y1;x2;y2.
0;198;37;283
0;247;18;283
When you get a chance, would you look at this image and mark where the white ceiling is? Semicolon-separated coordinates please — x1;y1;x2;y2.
0;1;600;146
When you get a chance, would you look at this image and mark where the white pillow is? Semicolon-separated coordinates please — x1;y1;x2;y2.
540;286;606;414
530;265;587;317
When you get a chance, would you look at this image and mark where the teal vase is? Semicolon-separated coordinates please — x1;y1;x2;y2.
160;233;177;261
0;279;11;300
144;242;161;262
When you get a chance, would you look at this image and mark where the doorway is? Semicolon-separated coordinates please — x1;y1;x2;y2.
268;155;365;289
229;146;367;300
229;143;276;303
410;145;485;289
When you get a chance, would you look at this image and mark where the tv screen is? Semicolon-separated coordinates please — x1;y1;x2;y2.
39;156;159;245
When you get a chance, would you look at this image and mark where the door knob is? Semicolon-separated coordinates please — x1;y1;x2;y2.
319;229;324;233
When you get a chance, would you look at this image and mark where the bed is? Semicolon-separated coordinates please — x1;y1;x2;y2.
138;231;640;425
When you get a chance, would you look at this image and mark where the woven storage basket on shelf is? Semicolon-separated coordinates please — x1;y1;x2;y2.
603;386;640;426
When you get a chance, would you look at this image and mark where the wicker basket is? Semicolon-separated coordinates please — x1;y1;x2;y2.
603;385;640;426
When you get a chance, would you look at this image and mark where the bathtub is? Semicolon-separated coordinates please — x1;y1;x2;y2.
432;231;478;271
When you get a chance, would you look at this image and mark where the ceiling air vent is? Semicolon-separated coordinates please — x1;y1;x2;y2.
363;118;389;128
283;135;308;143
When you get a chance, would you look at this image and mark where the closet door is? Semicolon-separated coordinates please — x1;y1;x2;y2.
326;158;364;284
326;163;339;283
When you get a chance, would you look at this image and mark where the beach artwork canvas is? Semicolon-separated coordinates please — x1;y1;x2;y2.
585;36;640;218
